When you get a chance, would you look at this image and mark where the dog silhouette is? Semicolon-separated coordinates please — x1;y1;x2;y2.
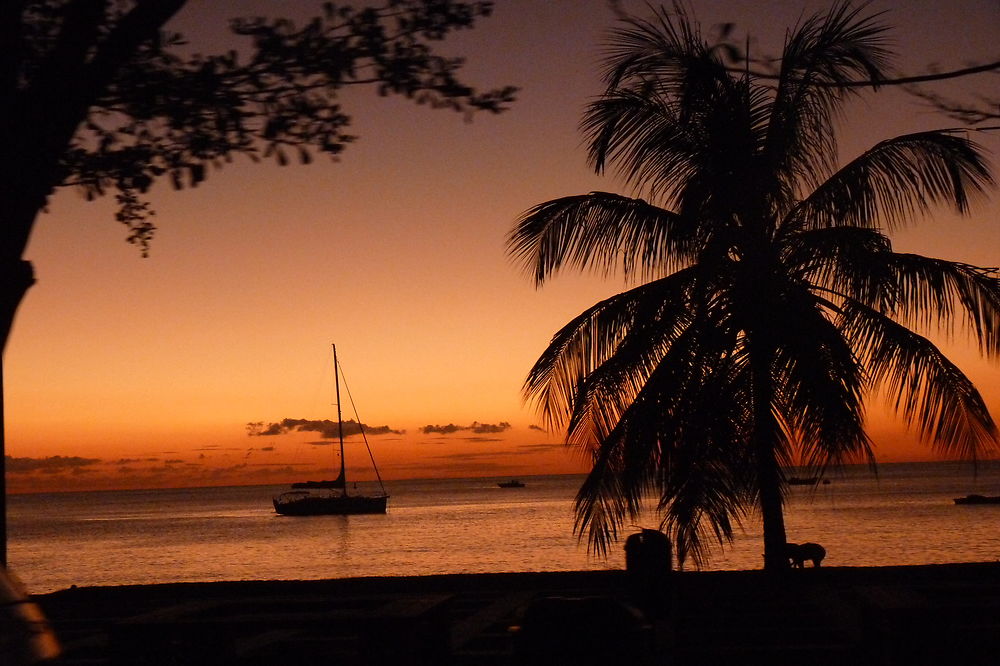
785;542;826;568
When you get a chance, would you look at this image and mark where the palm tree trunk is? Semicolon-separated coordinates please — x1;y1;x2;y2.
748;330;789;571
756;433;789;571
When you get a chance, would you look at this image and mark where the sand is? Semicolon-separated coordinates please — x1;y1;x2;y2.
31;562;1000;665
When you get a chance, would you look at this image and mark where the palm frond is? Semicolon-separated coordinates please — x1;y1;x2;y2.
791;131;993;232
655;346;753;568
843;301;999;459
662;451;750;569
779;1;893;89
589;3;763;216
768;282;873;469
766;1;893;196
523;270;698;435
599;2;715;97
583;89;697;200
780;225;894;308
884;253;1000;357
507;192;691;285
574;322;749;558
573;445;637;556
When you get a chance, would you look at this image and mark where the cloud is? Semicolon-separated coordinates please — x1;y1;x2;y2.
6;455;102;473
428;450;506;462
421;421;512;435
513;442;565;454
472;422;512;434
390;460;507;475
420;423;464;435
425;441;566;463
528;424;547;432
248;418;403;438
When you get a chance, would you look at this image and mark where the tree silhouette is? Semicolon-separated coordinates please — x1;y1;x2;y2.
508;2;999;570
0;0;515;566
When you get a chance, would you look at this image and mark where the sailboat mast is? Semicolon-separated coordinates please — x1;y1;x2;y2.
333;344;347;495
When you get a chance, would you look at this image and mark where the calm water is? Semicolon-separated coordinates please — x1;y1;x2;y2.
9;463;1000;594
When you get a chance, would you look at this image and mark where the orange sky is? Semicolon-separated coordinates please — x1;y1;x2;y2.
5;0;999;493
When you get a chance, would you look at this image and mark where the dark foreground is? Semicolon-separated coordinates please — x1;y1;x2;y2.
35;562;1000;665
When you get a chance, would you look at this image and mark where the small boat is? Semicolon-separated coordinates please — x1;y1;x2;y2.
787;476;820;486
953;494;1000;505
498;479;525;488
273;345;389;516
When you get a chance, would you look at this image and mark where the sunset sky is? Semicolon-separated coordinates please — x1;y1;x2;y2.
5;0;999;493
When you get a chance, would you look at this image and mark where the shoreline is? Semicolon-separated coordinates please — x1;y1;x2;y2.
34;558;1000;595
35;562;1000;664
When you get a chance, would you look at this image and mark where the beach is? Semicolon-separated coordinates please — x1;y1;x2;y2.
35;561;1000;665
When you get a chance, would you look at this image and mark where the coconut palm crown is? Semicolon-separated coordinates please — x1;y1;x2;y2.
507;2;999;570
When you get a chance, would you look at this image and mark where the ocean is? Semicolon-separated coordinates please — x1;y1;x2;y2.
9;462;1000;594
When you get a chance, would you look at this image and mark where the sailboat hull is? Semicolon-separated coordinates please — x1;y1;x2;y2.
273;492;388;516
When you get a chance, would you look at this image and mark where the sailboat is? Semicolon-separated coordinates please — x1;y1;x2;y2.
272;345;389;516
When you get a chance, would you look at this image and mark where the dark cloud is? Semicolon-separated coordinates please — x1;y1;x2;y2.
429;450;505;462
474;422;512;434
528;424;547;432
248;418;403;438
390;460;507;475
426;442;564;462
260;446;275;452
514;442;565;454
421;423;463;435
421;421;512;435
6;455;101;473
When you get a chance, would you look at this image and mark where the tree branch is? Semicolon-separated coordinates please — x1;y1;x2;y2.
733;59;1000;88
82;0;188;99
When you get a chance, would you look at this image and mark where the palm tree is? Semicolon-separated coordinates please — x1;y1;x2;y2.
507;2;999;570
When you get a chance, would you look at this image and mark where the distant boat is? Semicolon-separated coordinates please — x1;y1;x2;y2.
953;494;1000;505
273;345;389;516
498;479;525;488
787;476;820;486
